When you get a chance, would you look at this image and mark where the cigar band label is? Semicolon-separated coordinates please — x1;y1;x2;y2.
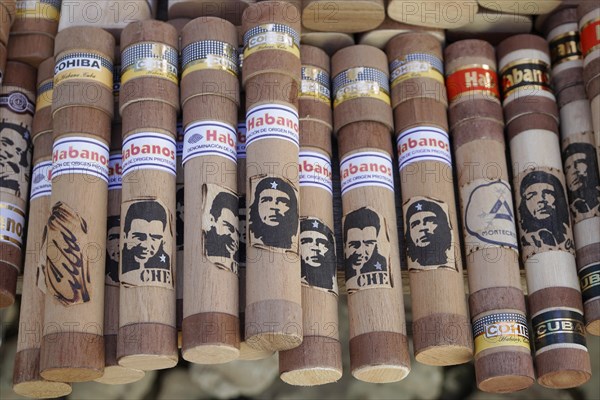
54;52;113;88
113;64;121;98
0;202;25;249
181;40;239;78
340;151;394;195
52;136;109;182
532;308;587;354
182;121;237;165
562;138;600;223
333;67;390;107
35;79;54;112
580;17;600;57
549;31;582;65
30;160;53;200
16;0;61;21
299;151;333;194
343;206;393;293
397;126;452;170
390;53;445;87
0;91;35;115
108;153;122;190
473;313;530;355
462;179;518;255
300;66;331;105
243;24;300;58
121;42;179;85
122;132;177;177
237;122;246;159
500;59;552;99
446;64;500;102
246;104;299;148
580;262;600;304
300;217;339;296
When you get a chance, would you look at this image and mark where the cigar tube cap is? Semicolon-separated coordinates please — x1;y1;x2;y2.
0;262;18;308
39;332;105;382
13;349;72;398
94;335;145;385
475;351;535;393
182;312;240;364
117;323;179;371
279;336;343;386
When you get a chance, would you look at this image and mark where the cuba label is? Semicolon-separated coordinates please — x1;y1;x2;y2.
35;79;53;112
397;126;452;171
446;64;499;103
243;23;300;58
390;53;444;87
500;59;552;98
52;136;109;182
299;151;333;194
581;17;600;57
54;52;113;88
237;122;247;159
181;40;239;79
30;160;52;200
340;151;394;196
122;132;176;177
550;31;582;66
108;154;122;190
473;312;530;355
532;309;586;354
182;121;237;165
121;42;178;85
0;202;25;249
300;66;331;105
246;104;299;148
580;263;600;304
16;0;60;21
333;67;390;108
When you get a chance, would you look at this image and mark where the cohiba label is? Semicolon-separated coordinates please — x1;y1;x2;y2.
340;151;394;196
16;0;61;21
182;121;237;165
500;59;552;98
245;104;299;148
333;67;390;107
300;217;338;296
462;179;518;254
390;53;445;87
549;31;582;66
30;160;52;200
300;66;331;105
397;126;452;170
243;23;300;58
108;154;122;190
0;202;25;248
299;151;333;194
532;309;586;354
181;40;239;78
35;79;53;112
121;42;179;85
581;17;600;57
54;52;113;88
580;263;600;304
237;122;246;159
446;64;500;102
122;132;177;177
52;137;109;182
473;313;530;355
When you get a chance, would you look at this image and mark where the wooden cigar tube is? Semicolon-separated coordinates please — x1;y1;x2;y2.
358;17;444;50
500;37;592;389
302;0;385;33
31;58;54;140
446;39;534;393
279;46;342;386
168;0;254;26
175;120;184;348
0;42;7;85
166;18;191;52
387;0;478;29
0;60;36;308
0;2;12;46
300;29;355;57
241;1;301;87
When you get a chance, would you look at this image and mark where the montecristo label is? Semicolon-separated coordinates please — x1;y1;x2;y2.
16;0;61;21
532;308;586;354
580;17;600;57
473;312;530;355
243;23;300;59
35;78;53;112
500;59;552;98
54;52;113;88
549;31;582;66
121;42;179;85
389;53;444;88
300;66;331;105
446;64;499;103
181;40;239;79
333;67;390;108
580;262;600;304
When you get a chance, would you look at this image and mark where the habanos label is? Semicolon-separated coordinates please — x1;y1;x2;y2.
246;104;299;147
390;53;444;87
580;17;600;57
333;67;390;107
446;64;499;103
122;132;176;176
30;160;52;200
0;202;25;249
532;308;586;354
340;151;394;195
237;122;246;159
182;121;237;165
16;0;61;21
300;66;331;105
52;137;109;182
54;52;113;88
35;79;53;112
549;31;582;66
108;154;122;190
121;42;178;85
243;23;300;58
181;40;239;78
500;59;552;99
397;126;452;170
579;263;600;304
473;312;530;355
299;151;333;194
